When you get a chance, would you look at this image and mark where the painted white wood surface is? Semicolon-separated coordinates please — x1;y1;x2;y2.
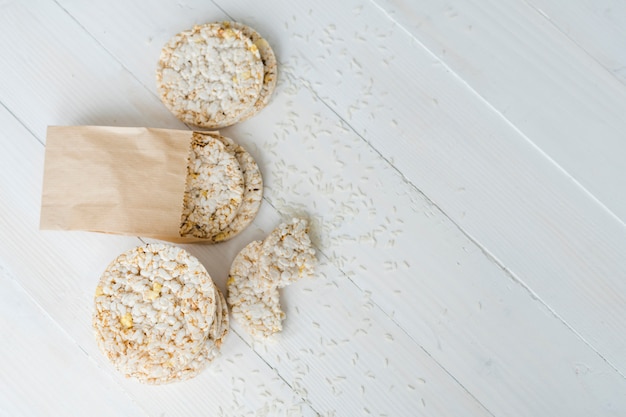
0;268;146;417
526;0;626;84
1;0;625;416
375;0;626;223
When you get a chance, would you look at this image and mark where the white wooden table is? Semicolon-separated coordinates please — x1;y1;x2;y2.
1;1;625;416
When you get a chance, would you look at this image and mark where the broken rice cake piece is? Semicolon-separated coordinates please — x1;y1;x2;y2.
227;218;316;339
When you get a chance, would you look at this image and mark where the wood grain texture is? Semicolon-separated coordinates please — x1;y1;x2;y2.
0;0;184;139
525;0;626;84
0;269;146;417
1;0;625;415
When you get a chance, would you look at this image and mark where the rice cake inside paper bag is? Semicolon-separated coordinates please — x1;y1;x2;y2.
41;126;259;243
203;133;263;243
180;132;245;239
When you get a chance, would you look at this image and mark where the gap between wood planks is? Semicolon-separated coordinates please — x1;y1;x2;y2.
48;0;626;386
0;101;41;146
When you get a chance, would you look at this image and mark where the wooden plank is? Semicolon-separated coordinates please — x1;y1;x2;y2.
525;0;626;84
0;267;147;417
48;1;626;414
370;0;626;222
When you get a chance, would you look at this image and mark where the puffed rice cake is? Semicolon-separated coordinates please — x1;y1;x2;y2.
93;244;226;384
208;133;263;242
227;218;316;339
156;23;264;128
221;21;277;122
174;287;229;380
180;132;245;239
227;241;284;339
180;132;262;242
258;218;316;288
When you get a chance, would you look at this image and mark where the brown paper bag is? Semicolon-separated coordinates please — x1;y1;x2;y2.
40;125;205;242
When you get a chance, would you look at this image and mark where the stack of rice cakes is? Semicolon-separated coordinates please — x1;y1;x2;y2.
156;22;277;129
181;131;263;242
93;244;229;384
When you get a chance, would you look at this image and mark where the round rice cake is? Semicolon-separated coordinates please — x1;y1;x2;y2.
180;132;245;239
259;218;316;288
209;133;263;242
156;23;264;128
227;241;285;339
93;244;217;384
222;21;277;122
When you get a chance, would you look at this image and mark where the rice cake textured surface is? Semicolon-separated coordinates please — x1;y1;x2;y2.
259;218;316;287
156;23;264;128
228;240;285;339
222;21;278;122
227;219;317;339
180;132;245;239
175;287;229;380
93;244;217;384
210;133;263;242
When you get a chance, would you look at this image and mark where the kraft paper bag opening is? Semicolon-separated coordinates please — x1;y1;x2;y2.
40;125;205;242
